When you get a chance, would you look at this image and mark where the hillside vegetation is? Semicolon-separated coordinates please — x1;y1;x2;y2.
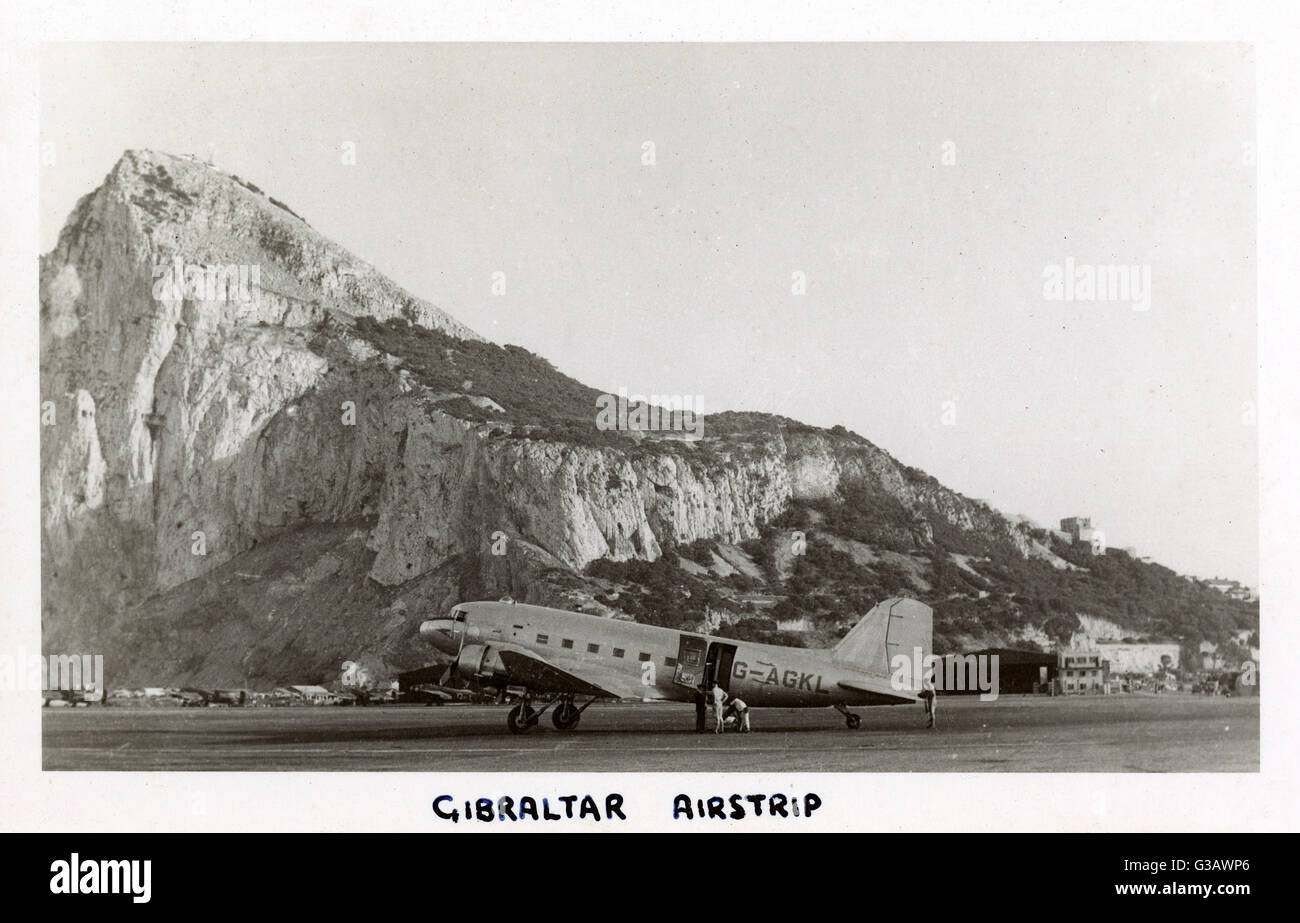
573;490;1257;658
345;316;1256;659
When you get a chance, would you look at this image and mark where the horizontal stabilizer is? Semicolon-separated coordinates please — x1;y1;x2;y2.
836;679;916;705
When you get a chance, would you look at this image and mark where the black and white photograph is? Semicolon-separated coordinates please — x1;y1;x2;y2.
2;0;1297;858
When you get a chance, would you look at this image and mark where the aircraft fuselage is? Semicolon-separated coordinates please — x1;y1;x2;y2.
421;600;916;709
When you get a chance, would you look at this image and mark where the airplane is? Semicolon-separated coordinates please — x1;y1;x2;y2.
396;665;483;704
417;596;932;733
177;687;211;707
178;688;250;707
405;682;481;705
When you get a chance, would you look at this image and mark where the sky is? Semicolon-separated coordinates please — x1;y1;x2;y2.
39;42;1257;585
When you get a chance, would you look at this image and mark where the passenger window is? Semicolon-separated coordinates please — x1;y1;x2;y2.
587;643;600;654
536;634;549;645
561;639;574;649
638;652;651;662
665;656;677;667
613;648;625;658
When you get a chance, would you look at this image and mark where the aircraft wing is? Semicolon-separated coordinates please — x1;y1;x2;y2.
836;678;917;705
412;686;454;700
496;649;622;698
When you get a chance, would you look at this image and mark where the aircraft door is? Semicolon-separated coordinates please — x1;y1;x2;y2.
673;634;708;688
705;642;738;692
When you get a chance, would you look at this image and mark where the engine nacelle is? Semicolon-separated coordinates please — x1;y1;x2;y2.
455;644;510;684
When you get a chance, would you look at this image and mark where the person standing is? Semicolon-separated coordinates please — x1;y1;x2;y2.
920;671;937;729
711;683;728;734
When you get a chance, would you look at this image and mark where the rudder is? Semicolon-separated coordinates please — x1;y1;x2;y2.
831;597;933;680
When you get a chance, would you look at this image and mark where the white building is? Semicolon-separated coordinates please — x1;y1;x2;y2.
287;684;342;705
1094;641;1180;674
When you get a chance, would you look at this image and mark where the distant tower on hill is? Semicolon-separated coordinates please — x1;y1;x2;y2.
1060;516;1105;555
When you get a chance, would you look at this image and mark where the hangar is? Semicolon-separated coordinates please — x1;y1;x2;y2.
959;648;1058;695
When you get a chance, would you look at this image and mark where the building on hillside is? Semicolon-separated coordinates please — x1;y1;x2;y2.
1059;516;1091;537
1059;516;1104;554
1205;578;1254;600
1094;641;1180;674
1057;650;1109;694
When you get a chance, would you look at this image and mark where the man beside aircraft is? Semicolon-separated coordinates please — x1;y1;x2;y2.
708;684;751;733
920;671;937;729
724;694;752;733
711;682;728;733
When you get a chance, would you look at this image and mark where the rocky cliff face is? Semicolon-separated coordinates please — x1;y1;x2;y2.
41;151;474;638
40;150;1033;680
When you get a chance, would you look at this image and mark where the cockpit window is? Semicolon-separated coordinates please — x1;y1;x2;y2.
452;609;467;622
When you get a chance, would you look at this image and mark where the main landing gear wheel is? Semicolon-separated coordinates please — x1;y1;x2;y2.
552;701;581;730
834;702;861;729
507;703;539;734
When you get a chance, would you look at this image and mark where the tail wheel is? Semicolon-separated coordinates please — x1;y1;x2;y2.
507;703;538;734
552;702;581;730
846;714;862;729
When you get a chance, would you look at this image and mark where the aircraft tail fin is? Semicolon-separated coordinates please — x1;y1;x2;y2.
831;597;933;679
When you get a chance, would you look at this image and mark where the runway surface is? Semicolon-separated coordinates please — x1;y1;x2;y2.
43;694;1258;772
